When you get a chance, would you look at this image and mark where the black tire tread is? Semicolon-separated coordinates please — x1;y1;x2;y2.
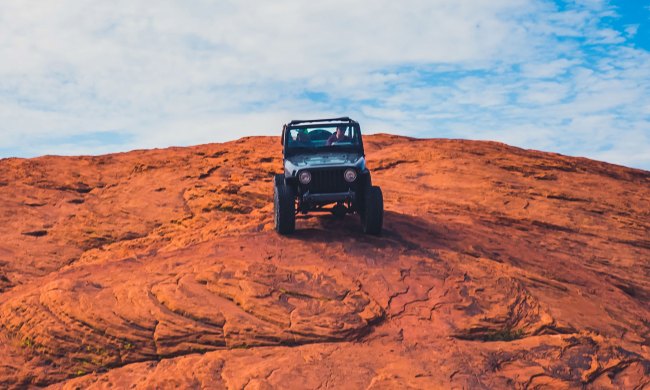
362;185;383;235
274;173;285;187
274;182;295;234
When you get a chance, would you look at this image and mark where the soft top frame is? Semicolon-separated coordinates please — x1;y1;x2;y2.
288;117;358;126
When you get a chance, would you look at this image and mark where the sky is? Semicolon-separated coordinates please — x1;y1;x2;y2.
0;0;649;169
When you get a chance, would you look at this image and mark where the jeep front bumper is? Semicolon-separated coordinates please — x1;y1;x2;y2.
302;190;356;203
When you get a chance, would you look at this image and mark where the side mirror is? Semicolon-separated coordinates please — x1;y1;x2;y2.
281;125;286;145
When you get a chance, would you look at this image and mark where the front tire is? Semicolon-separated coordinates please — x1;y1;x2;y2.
274;180;295;235
361;186;383;235
274;173;285;187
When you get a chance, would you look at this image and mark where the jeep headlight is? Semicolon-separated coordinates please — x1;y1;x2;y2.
344;168;357;182
299;170;312;184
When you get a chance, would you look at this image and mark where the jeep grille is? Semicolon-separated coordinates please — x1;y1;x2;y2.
306;169;350;193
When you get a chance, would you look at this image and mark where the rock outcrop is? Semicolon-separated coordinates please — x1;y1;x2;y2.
0;135;648;388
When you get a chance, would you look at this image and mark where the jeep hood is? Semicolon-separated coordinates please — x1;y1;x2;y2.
284;152;366;176
287;152;362;167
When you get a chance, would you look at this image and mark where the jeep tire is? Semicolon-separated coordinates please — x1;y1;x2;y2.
357;173;372;218
274;176;295;234
274;173;284;187
361;185;383;235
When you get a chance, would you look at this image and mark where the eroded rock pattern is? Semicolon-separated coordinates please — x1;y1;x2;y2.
0;135;648;389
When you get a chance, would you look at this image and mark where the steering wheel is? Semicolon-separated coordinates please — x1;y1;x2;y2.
308;129;332;141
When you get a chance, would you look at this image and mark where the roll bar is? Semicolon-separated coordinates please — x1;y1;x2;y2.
288;117;357;126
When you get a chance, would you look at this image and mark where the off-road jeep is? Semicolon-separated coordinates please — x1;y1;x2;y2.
274;117;383;235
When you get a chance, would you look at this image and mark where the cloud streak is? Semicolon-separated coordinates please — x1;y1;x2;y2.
0;0;648;169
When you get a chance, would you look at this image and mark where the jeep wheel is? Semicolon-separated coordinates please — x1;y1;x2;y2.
274;173;285;187
356;173;372;218
274;180;295;234
361;185;383;235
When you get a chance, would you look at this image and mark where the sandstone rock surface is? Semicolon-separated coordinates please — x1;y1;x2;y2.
0;135;648;389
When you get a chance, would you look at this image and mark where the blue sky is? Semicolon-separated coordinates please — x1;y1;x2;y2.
0;0;649;169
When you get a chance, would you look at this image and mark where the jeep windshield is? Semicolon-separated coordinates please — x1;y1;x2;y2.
285;124;362;155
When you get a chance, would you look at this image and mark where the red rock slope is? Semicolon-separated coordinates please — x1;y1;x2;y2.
0;135;648;389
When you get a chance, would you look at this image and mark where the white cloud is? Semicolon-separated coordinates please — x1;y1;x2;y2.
624;24;639;37
518;81;570;105
0;0;648;169
521;59;579;79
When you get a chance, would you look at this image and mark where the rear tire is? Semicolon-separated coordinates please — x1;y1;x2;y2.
361;186;383;235
274;181;295;234
332;203;347;219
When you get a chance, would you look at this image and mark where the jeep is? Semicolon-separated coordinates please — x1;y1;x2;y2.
274;117;383;235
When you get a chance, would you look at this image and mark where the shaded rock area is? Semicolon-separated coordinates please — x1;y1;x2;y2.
0;135;648;389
